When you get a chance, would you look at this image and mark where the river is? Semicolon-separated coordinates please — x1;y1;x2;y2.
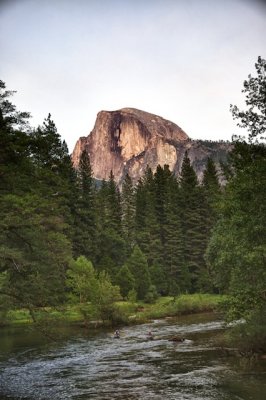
0;313;265;399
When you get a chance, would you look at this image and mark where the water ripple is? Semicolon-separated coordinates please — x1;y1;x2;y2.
0;316;265;400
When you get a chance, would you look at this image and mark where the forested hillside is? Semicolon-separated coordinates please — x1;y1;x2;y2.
0;58;265;350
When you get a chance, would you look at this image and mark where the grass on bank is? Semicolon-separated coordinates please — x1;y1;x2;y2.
1;294;225;327
131;293;224;322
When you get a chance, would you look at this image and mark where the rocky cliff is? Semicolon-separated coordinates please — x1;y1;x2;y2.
72;108;231;185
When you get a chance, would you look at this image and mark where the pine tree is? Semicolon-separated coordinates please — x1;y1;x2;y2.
126;245;151;300
0;80;32;195
154;165;168;244
72;150;97;262
121;173;135;251
179;151;204;292
164;188;188;293
135;167;162;267
0;86;72;314
115;264;135;298
106;170;122;235
202;158;220;195
30;114;74;202
153;165;187;293
200;158;221;291
31;114;69;172
94;173;126;279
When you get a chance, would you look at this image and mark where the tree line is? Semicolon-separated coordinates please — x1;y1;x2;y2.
0;57;265;333
0;79;220;311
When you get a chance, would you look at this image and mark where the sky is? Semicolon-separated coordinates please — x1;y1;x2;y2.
1;0;266;152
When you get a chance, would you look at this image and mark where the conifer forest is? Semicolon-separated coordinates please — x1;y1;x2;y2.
0;57;265;349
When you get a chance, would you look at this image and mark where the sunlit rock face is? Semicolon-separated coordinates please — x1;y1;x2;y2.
72;108;231;185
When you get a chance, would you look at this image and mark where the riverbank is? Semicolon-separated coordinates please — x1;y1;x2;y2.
2;294;265;356
1;294;225;327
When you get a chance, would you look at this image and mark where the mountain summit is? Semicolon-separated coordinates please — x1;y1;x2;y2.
72;108;230;185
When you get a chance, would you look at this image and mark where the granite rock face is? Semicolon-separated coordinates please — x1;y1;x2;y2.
72;108;231;185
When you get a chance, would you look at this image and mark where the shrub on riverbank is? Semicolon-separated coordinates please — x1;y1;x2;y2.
227;309;266;355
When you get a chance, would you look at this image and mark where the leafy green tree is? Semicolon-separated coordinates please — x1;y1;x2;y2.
230;56;266;142
207;57;266;325
66;256;98;304
127;288;137;303
66;257;122;324
93;271;121;323
206;154;266;317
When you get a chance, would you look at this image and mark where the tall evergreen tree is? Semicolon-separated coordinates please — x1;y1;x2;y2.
179;151;205;292
31;114;61;166
72;150;97;262
202;158;220;195
0;85;73;315
0;193;72;310
153;165;187;293
121;173;135;251
0;80;32;195
30;115;74;199
94;173;126;279
164;184;188;294
135;167;162;267
126;245;151;300
199;158;221;291
106;170;122;235
115;264;135;298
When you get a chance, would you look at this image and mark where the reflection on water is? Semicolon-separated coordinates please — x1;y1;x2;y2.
0;313;265;399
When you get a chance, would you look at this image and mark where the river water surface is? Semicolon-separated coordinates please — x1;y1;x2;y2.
0;313;265;399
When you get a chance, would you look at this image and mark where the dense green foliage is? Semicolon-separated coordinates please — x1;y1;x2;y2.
206;57;266;351
0;57;265;352
230;56;266;142
2;294;224;326
0;78;220;323
0;82;73;322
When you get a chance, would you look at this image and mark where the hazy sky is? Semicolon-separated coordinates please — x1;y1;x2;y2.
1;0;266;152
